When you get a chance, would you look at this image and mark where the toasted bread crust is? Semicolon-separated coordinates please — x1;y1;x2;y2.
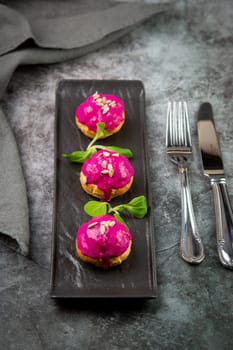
80;171;134;200
76;239;132;267
75;112;125;139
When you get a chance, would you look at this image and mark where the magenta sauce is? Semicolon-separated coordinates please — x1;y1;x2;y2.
81;150;134;201
77;215;132;262
75;93;125;132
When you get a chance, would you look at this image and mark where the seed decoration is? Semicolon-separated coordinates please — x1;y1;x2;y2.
103;151;110;157
107;164;114;177
101;169;109;175
92;93;117;113
109;101;116;107
107;220;116;227
100;224;105;234
88;222;98;228
102;105;110;114
101;160;107;168
99;220;116;234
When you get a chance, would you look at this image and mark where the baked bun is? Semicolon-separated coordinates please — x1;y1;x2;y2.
76;215;132;268
80;149;134;201
75;92;125;138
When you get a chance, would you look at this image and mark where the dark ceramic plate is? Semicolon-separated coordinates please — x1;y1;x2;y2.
50;80;157;298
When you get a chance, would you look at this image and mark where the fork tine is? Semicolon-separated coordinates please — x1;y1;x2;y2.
176;101;192;147
166;102;172;147
184;101;192;147
183;102;188;146
178;101;183;146
166;101;192;148
172;102;178;146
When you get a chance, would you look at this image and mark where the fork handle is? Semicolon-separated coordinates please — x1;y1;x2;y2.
211;179;233;269
179;167;205;264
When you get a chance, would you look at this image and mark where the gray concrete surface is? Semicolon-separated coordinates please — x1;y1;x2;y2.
1;1;233;349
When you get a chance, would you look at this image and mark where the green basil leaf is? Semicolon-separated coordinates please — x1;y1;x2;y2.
115;195;148;219
95;145;133;158
113;213;129;228
62;148;96;163
84;201;108;217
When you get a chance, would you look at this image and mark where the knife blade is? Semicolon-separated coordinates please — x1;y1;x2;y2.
197;102;233;269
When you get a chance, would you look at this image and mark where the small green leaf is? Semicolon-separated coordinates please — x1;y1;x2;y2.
62;148;96;163
95;122;107;139
95;145;133;158
84;201;108;217
114;195;148;219
113;213;128;228
87;122;107;149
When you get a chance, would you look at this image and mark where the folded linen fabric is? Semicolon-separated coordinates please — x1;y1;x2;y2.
0;0;170;255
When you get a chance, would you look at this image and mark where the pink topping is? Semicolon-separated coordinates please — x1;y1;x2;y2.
76;93;124;132
81;150;134;201
77;215;132;264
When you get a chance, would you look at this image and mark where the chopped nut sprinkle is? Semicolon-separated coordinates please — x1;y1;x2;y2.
108;220;116;227
88;222;98;228
109;101;116;107
102;105;110;114
93;94;117;110
112;153;119;157
101;169;109;175
96;98;103;104
103;151;110;157
107;164;114;177
101;160;107;168
100;224;105;234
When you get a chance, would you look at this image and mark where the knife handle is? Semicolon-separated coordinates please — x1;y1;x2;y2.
180;168;205;264
211;179;233;269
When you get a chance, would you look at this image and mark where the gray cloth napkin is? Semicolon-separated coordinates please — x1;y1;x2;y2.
0;0;169;255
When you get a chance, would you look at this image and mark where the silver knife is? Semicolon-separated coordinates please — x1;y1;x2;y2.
197;102;233;269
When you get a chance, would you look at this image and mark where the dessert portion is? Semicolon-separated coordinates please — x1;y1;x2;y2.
76;215;132;268
80;149;134;201
75;92;125;138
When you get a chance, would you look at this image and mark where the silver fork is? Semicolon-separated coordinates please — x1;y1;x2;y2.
166;101;205;264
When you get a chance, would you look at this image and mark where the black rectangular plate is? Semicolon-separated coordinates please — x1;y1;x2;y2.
50;80;157;298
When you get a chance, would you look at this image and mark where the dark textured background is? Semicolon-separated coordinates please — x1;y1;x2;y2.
1;0;233;349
